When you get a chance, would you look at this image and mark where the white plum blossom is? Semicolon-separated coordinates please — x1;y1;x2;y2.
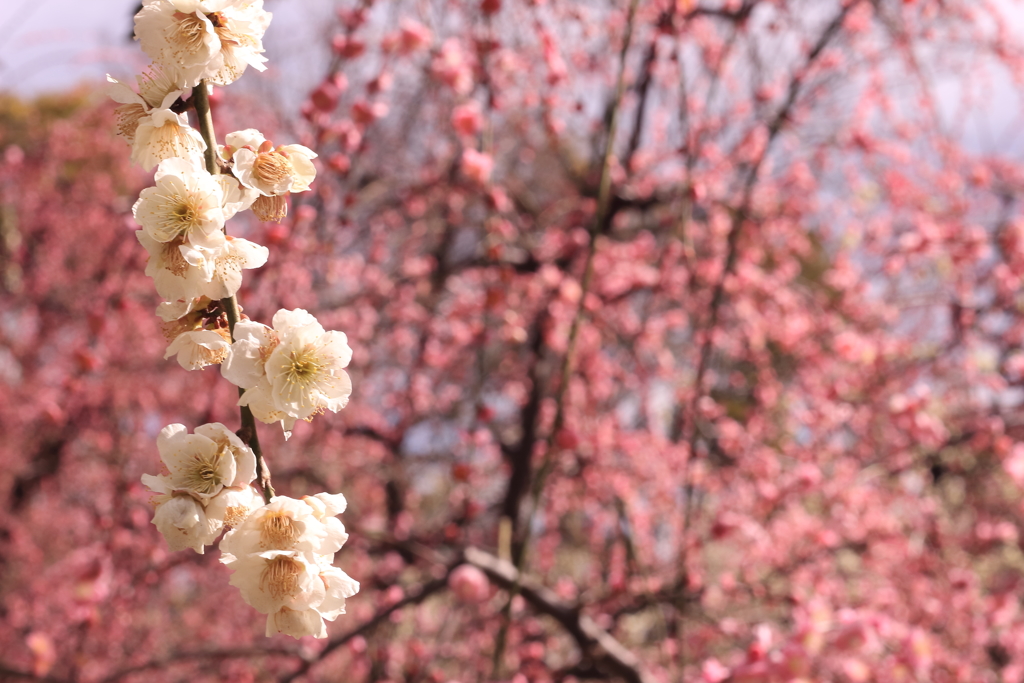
144;422;255;499
137;231;268;303
107;65;184;144
219;494;348;558
156;295;212;323
220;319;277;388
165;328;232;370
222;309;352;437
125;0;356;641
266;606;328;639
226;550;326;615
147;484;223;552
134;0;272;88
133;157;260;302
142;423;260;553
132;103;207;171
133;157;229;250
262;310;352;420
265;557;358;638
225;129;317;194
223;129;317;222
182;235;270;299
220;493;359;638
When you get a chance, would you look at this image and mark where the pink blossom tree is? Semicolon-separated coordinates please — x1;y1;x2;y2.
4;0;1024;681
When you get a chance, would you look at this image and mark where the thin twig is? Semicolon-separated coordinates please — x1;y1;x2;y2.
192;81;274;504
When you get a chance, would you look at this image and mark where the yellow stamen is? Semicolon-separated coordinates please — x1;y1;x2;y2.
260;556;302;599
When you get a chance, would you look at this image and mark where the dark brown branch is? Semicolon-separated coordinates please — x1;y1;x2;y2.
624;9;673;171
346;425;402;451
465;547;655;683
499;308;548;543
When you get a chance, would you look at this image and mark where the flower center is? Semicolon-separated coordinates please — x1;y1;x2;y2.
162;236;189;277
183;452;223;495
260;556;302;599
261;510;300;549
287;348;322;384
171;12;209;55
115;103;146;143
157;192;203;239
253;152;293;186
224;501;251;529
137;65;177;109
251;194;288;222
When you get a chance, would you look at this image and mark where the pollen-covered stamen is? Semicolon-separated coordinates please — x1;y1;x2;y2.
155;191;204;240
288;348;323;382
115;103;146;143
260;510;301;549
223;501;251;529
279;347;332;409
182;446;227;495
261;332;281;363
162;236;190;277
192;342;229;367
143;119;205;169
162;315;199;343
170;12;209;56
137;65;178;109
260;556;303;599
253;152;293;186
251;194;288;222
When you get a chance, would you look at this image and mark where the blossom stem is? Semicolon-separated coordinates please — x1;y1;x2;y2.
193;79;274;505
192;82;219;177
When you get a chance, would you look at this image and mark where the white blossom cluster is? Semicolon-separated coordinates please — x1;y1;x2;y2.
117;0;358;639
142;423;263;553
221;494;359;638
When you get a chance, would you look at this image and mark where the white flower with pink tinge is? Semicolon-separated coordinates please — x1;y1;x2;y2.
141;423;261;553
133;156;232;250
164;328;232;370
223;129;317;222
134;0;272;88
219;494;348;559
137;231;268;303
220;493;359;638
106;65;185;147
132;107;206;171
221;309;352;438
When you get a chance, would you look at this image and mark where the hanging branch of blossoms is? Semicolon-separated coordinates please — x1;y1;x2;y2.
109;0;359;640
